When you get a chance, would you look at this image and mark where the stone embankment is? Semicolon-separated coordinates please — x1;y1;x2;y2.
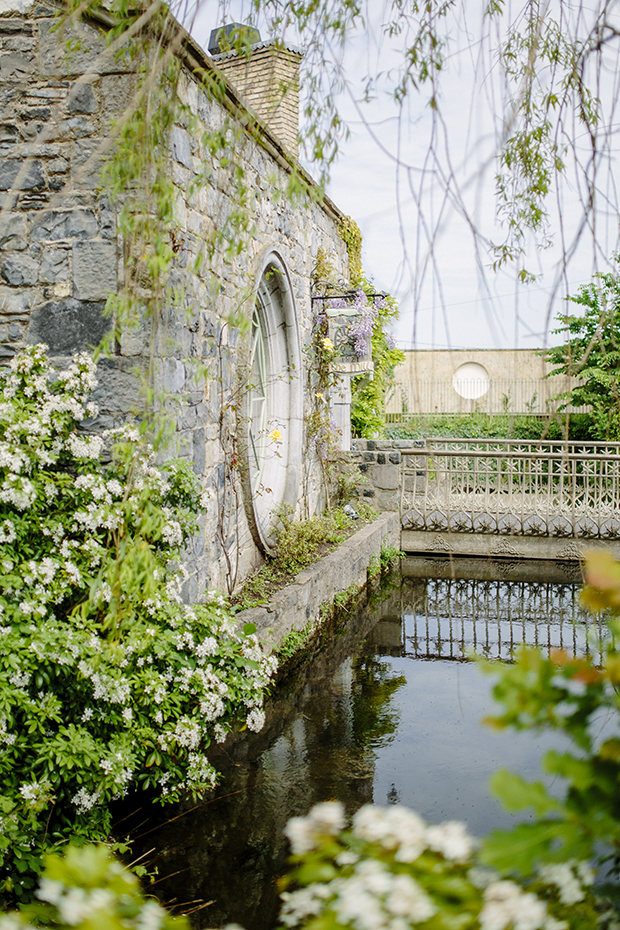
237;511;400;649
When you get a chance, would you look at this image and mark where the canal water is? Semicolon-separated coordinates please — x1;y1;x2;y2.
127;556;604;929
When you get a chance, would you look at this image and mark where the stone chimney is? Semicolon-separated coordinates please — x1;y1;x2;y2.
209;24;302;159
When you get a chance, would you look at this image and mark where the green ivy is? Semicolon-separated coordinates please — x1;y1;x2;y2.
351;279;405;439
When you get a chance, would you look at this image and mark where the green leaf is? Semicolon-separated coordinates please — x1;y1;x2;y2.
489;770;561;815
481;821;561;874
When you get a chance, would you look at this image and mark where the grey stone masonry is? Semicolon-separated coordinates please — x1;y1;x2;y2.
345;438;420;512
0;1;351;599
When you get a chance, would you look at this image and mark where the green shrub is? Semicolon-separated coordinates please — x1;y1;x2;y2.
0;346;277;903
384;412;596;441
0;843;185;930
233;504;376;611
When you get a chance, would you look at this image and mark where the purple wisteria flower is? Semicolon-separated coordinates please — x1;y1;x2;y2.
349;293;378;358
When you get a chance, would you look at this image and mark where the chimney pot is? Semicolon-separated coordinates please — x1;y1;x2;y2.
208;22;261;56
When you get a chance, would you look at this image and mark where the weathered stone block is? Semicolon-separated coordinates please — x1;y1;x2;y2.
20;105;51;121
0;287;29;316
389;451;401;464
1;252;38;285
27;297;110;353
99;197;115;239
31;209;98;240
0;157;45;190
192;427;205;476
40;247;69;283
99;73;134;119
70;139;106;190
171;126;192;168
72;239;116;299
90;358;145;416
0;50;35;79
0;18;33;35
371;464;400;490
39;18;132;77
56;116;96;139
67;82;97;114
0;212;26;249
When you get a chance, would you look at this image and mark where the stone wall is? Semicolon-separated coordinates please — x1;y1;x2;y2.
0;2;350;597
388;348;583;415
347;438;419;512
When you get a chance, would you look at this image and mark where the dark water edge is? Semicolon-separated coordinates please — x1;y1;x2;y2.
116;576;401;929
118;558;592;930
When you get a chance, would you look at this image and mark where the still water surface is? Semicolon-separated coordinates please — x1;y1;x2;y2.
130;557;601;929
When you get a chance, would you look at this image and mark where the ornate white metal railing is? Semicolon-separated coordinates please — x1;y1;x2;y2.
424;438;620;456
401;442;620;538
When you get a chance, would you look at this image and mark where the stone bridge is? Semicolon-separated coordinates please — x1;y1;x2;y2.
348;438;620;563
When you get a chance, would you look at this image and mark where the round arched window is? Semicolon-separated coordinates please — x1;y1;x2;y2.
241;252;303;554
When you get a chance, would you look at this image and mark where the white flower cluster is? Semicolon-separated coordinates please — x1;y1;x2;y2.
71;787;101;814
285;802;347;855
0;345;281;867
18;781;50;807
33;873;167;930
537;860;594;905
286;803;475;863
281;857;436;930
281;803;575;930
480;881;565;930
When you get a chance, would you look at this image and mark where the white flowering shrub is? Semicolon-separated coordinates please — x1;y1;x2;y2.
278;802;601;930
0;844;185;930
0;346;277;904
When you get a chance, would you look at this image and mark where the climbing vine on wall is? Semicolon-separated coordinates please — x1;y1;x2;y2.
350;278;404;439
337;215;363;285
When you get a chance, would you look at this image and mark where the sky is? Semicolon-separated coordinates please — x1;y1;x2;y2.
185;1;620;351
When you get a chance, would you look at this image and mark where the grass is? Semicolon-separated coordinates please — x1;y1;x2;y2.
231;503;377;612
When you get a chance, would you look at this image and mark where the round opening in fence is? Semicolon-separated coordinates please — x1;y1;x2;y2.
452;362;490;399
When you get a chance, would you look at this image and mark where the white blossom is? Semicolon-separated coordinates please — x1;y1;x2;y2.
538;860;592;905
425;820;475;861
480;881;548;930
353;805;428;863
285;802;346;855
71;787;101;814
246;707;265;732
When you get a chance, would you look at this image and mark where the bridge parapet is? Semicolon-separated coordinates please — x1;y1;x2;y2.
348;438;620;560
401;441;620;539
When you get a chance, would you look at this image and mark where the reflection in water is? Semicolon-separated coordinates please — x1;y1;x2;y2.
399;576;604;663
125;590;405;930
127;559;596;929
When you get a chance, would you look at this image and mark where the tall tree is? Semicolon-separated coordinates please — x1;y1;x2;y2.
546;263;620;439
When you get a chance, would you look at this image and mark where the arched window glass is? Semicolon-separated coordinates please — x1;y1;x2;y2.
249;299;267;494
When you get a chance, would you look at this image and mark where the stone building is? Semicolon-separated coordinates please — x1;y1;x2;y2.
0;4;352;596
